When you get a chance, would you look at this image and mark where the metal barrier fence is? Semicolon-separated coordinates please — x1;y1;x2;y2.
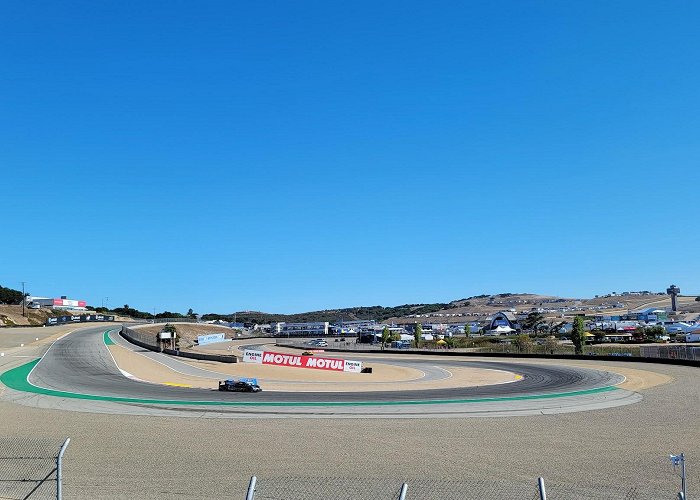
151;318;199;324
242;476;684;500
640;344;700;361
120;325;159;349
0;438;69;500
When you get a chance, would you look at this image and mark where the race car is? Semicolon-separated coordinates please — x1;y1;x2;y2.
218;379;262;393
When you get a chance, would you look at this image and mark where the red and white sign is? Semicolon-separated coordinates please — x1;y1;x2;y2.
243;350;362;373
52;298;86;307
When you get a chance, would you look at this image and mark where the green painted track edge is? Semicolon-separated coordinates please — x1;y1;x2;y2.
103;330;115;345
0;358;619;407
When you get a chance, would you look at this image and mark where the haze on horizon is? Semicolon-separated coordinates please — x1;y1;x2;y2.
1;2;698;314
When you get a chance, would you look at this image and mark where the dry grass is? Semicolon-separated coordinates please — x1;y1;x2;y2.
133;323;236;345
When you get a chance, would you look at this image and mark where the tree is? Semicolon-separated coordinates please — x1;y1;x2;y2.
464;324;470;336
634;326;647;342
390;330;401;342
0;285;24;305
414;323;422;348
522;312;546;333
592;329;605;342
545;336;559;354
548;321;567;336
514;334;532;353
187;308;196;319
571;316;586;354
381;326;390;350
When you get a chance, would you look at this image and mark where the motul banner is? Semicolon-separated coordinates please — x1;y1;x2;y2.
243;350;362;373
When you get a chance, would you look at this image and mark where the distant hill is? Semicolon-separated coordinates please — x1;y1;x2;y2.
201;301;462;325
202;291;697;326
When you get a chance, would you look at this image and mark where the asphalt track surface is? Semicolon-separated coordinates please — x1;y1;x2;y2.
21;326;627;406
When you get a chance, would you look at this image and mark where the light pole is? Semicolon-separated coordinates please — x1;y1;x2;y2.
670;453;687;500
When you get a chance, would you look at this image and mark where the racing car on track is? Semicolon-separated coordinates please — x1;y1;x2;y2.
218;379;262;393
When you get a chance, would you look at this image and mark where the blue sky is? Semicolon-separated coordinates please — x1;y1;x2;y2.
2;1;698;314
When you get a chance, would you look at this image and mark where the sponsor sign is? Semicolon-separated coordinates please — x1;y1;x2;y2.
343;360;363;373
159;331;173;340
45;314;115;326
242;350;362;373
243;350;263;364
197;333;227;345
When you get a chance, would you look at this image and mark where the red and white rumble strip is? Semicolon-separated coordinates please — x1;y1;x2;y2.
243;350;362;373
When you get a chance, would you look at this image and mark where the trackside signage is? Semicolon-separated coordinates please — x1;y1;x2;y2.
243;350;362;373
197;333;227;345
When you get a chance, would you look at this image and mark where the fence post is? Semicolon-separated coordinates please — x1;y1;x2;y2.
537;477;547;500
56;438;70;500
398;482;408;500
245;476;257;500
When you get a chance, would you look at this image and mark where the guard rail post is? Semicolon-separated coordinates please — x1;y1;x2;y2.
57;438;70;500
538;477;547;500
398;482;408;500
245;475;257;500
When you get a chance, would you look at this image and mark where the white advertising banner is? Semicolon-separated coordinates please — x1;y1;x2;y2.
243;350;264;364
343;360;363;373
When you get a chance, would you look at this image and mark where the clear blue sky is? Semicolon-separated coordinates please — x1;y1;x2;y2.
2;1;698;314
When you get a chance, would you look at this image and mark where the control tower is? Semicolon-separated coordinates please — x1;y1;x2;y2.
666;284;681;312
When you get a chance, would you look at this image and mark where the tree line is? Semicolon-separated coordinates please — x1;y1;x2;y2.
0;285;25;305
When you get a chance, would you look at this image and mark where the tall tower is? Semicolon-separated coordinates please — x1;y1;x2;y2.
666;284;680;312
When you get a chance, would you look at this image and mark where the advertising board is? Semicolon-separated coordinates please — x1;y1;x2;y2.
197;333;227;345
45;315;116;326
242;350;362;373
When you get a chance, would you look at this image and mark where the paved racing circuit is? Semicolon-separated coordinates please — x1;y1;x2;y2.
1;326;641;418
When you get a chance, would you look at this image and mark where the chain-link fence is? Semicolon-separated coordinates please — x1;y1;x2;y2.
640;344;700;361
243;476;684;500
0;438;69;500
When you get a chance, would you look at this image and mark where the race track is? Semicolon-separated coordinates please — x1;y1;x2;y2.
1;326;641;418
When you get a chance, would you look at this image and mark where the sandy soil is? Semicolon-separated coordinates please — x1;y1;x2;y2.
107;343;518;392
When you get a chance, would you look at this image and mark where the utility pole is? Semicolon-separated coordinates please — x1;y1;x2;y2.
21;281;26;317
